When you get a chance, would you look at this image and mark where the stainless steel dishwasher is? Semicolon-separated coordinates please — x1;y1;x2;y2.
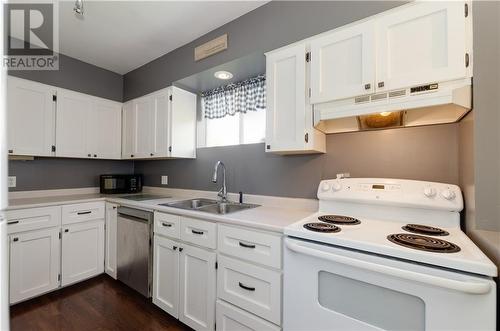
116;206;153;297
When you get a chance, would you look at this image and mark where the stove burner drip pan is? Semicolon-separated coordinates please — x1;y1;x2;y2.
303;222;341;233
318;215;361;225
402;224;449;236
388;233;460;253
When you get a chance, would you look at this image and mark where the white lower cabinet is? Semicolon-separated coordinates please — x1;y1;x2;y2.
153;236;180;318
105;203;118;279
216;300;280;331
179;244;217;331
9;227;61;304
61;220;104;286
153;231;216;331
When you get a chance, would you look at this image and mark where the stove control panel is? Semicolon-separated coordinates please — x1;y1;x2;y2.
317;178;463;212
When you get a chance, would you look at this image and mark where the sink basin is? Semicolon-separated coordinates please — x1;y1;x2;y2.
159;198;259;215
160;198;218;210
197;202;259;215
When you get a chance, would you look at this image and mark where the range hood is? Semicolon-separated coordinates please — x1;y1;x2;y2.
314;79;472;134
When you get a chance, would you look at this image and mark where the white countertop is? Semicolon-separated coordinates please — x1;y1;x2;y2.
7;188;316;233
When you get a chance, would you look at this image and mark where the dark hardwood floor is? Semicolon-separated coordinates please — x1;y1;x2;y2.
10;275;192;331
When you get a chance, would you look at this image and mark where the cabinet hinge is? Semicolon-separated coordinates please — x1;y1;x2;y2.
58;274;61;281
464;3;469;17
465;53;470;68
215;261;218;269
169;95;172;101
59;231;61;239
52;95;57;102
305;52;311;62
51;145;56;152
168;146;172;153
305;132;309;143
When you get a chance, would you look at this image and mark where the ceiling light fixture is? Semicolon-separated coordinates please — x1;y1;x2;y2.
73;0;84;16
214;71;233;80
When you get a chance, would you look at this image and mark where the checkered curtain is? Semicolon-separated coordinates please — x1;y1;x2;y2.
202;75;266;119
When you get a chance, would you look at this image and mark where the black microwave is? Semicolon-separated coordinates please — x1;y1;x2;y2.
100;174;143;194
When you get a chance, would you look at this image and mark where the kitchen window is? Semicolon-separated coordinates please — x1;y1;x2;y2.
201;75;266;148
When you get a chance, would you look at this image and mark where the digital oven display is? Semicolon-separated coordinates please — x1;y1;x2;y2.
372;184;385;190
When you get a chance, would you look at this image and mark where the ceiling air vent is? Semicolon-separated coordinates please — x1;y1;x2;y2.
355;96;370;104
371;93;388;102
389;90;406;98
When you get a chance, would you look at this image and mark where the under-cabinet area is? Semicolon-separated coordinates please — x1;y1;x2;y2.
2;0;499;331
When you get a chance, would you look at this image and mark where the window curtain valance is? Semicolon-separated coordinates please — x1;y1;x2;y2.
202;75;266;119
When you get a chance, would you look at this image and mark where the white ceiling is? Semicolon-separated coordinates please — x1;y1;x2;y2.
55;1;268;74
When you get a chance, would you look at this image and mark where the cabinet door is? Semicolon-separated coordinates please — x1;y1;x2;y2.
310;20;375;102
61;220;104;286
265;43;308;153
7;76;55;156
169;86;197;158
153;236;180;318
105;203;117;279
179;244;216;331
87;99;122;159
135;96;154;158
122;101;136;159
376;1;468;91
151;90;170;158
9;228;60;304
56;89;92;158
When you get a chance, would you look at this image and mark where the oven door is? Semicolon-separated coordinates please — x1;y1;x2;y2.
284;237;496;331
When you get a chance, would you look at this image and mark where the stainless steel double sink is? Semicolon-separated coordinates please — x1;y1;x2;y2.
159;198;259;215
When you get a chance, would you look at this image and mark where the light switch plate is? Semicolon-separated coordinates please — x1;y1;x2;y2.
161;176;168;185
8;176;16;188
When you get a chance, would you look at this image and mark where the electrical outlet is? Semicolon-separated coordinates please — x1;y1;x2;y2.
161;176;168;185
8;176;16;188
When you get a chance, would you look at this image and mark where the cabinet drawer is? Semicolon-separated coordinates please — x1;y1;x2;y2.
62;201;105;225
6;206;61;234
217;255;281;325
154;212;181;239
218;225;282;268
180;217;217;249
216;300;280;331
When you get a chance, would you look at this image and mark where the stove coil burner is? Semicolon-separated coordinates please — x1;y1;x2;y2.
303;222;341;233
318;215;361;225
387;233;460;253
402;224;449;236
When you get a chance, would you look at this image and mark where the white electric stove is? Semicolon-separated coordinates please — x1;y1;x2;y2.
283;178;497;331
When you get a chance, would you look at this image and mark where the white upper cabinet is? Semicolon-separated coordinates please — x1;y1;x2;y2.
56;89;92;158
265;43;325;154
310;20;376;103
122;86;197;159
169;86;197;158
376;1;469;91
7;76;56;157
56;88;122;159
87;99;122;159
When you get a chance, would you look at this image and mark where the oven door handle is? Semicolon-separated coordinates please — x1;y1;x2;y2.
286;240;492;295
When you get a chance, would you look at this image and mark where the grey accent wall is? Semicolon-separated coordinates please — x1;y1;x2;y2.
9;52;123;102
8;158;133;192
123;1;404;101
135;124;459;199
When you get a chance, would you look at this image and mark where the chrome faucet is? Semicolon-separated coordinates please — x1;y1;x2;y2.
212;161;228;202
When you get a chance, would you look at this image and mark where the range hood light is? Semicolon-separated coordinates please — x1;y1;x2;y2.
214;71;233;80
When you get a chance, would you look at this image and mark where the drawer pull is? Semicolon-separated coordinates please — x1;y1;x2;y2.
162;222;172;227
77;211;91;215
238;282;255;292
239;242;256;249
191;229;204;235
7;220;19;225
173;246;177;250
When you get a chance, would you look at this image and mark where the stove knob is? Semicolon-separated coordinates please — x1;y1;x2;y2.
332;182;342;192
423;187;436;198
441;189;456;200
321;182;331;192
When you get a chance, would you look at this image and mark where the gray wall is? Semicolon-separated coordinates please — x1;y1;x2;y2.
9;52;123;102
8;158;133;192
123;1;404;101
135;124;459;199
